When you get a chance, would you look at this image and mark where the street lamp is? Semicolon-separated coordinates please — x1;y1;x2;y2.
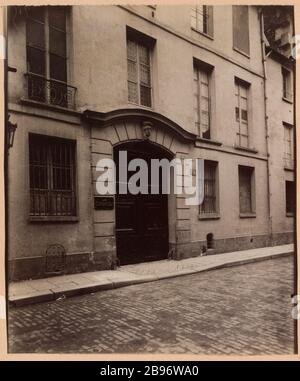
7;114;17;149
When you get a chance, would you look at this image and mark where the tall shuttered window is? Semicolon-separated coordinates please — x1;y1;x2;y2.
239;165;255;215
282;67;293;101
232;6;250;55
29;134;77;217
194;66;211;139
191;5;214;37
200;161;218;215
235;79;250;148
127;39;152;107
283;123;294;168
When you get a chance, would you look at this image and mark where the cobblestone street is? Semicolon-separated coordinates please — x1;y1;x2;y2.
8;256;295;355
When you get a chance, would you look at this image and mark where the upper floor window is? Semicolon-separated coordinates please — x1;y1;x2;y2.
282;67;293;102
191;5;213;37
235;78;250;148
26;6;76;109
193;63;212;139
283;122;294;169
127;38;152;108
232;5;250;56
29;134;77;218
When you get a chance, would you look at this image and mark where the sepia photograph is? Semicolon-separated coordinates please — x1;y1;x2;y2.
3;2;297;357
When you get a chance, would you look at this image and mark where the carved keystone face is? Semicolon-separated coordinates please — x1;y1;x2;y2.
142;121;153;139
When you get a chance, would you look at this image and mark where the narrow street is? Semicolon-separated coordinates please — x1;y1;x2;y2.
8;256;295;355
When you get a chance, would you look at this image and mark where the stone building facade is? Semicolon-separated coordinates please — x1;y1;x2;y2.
7;5;295;280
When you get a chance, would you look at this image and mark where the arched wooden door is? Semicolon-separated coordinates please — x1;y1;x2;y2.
114;141;171;265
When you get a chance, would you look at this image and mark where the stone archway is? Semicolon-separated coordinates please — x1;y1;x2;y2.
84;109;197;269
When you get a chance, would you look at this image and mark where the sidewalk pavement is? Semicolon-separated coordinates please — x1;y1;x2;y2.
8;244;294;307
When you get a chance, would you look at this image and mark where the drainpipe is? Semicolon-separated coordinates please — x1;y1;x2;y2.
2;5;9;344
259;8;273;240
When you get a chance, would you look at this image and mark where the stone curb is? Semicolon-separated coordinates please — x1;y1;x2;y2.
9;250;293;307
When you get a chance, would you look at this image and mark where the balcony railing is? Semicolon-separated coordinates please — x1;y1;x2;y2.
25;73;77;110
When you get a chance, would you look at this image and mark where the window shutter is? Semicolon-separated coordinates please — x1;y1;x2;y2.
233;6;250;55
239;167;252;213
207;6;214;37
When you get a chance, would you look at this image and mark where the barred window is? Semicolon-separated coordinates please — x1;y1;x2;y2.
286;181;295;215
26;6;71;108
235;79;250;148
239;165;254;214
29;134;77;217
200;161;218;214
191;5;214;37
233;6;250;55
127;39;152;107
194;65;211;139
283;123;293;168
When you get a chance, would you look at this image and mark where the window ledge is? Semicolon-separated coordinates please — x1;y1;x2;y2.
198;213;220;220
282;97;293;104
233;46;250;58
239;213;256;219
191;27;214;40
29;216;79;223
128;101;153;111
196;137;222;146
286;212;294;218
284;166;295;172
20;98;80;116
234;145;258;154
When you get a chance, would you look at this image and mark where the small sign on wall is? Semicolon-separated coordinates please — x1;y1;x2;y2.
94;196;114;210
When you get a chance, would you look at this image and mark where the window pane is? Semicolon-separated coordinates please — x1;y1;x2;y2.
139;45;150;65
128;81;138;103
48;6;67;31
27;46;46;75
196;8;204;33
194;107;200;123
26;19;45;49
29;135;48;191
235;107;240;121
49;54;67;82
127;40;137;61
241;109;248;121
240;134;249;147
27;6;45;22
128;60;137;82
201;96;209;111
140;63;151;85
49;28;67;57
140;85;151;107
240;122;248;135
201;110;209;125
191;15;197;29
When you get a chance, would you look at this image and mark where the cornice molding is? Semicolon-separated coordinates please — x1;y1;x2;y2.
83;108;197;143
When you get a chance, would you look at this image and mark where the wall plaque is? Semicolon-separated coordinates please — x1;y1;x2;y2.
94;196;114;210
